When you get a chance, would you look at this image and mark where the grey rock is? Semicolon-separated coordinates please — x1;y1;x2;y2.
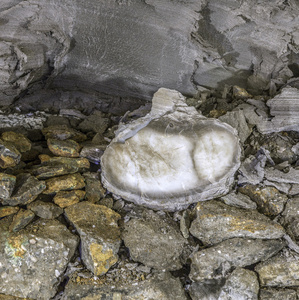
0;173;16;200
190;238;285;281
263;180;291;194
9;208;35;232
255;249;299;287
189;279;226;300
218;268;259;300
80;144;106;163
281;197;299;240
289;183;299;195
220;191;257;210
27;200;63;219
0;140;21;169
64;201;121;276
0;216;79;300
78;111;110;134
180;210;191;239
265;167;299;184
2;174;46;206
259;288;297;300
123;209;186;271
83;172;106;203
189;200;285;245
62;271;187;300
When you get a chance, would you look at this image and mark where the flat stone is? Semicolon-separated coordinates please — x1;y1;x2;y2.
84;172;106;203
265;167;299;184
281;197;299;240
218;268;259;300
2;174;46;206
263;180;291;194
239;184;288;216
62;271;187;300
189;200;285;245
64;201;121;276
0;173;16;200
9;209;35;232
0;217;79;299
27;200;63;219
259;288;297;300
47;138;80;157
123;209;186;271
0;140;21;169
98;197;114;209
255;249;299;287
190;238;285;281
78;110;110;134
43;173;85;194
30;156;90;179
42;125;87;142
53;190;86;208
80;144;106;163
1;132;31;153
0;206;19;218
220;191;257;210
289;184;299;195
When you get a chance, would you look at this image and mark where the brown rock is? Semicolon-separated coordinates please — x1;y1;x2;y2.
0;206;19;218
42;125;87;142
0;140;21;169
53;190;86;208
1;132;31;153
84;172;106;202
9;209;35;232
47;139;80;157
43;173;85;194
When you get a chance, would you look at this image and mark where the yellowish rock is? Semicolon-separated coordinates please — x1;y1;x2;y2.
47;139;80;157
42;125;87;142
1;131;32;153
53;190;86;208
0;206;19;218
0;140;21;169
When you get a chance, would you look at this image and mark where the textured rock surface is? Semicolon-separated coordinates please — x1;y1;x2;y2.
220;191;257;210
281;197;299;240
64;202;121;276
189;200;285;245
0;173;16;200
0;216;78;299
123;209;186;271
259;288;298;300
53;189;85;208
27;200;63;219
190;238;285;281
47;139;80;158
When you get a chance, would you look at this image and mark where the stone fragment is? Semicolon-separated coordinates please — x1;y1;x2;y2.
0;140;21;169
27;200;63;219
0;206;19;218
259;288;297;300
47;138;80;157
64;202;121;276
0;217;79;299
189;279;226;300
255;249;299;287
101;88;241;211
263;180;291;194
78;110;110;134
289;184;299;195
189;200;285;245
30;156;90;179
180;210;191;239
9;209;35;232
219;109;251;144
53;190;86;208
265;167;299;184
233;86;252;99
190;238;285;281
0;173;16;200
218;268;259;300
239;184;288;216
80;144;106;163
123;209;186;270
98;197;114;209
220;191;257;210
43;173;85;194
1;131;31;153
42;125;87;142
84;172;106;203
2;174;46;206
281;197;299;240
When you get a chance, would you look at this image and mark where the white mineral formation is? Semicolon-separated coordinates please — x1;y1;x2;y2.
101;88;241;211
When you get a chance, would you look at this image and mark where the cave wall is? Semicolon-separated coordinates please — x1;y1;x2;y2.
0;0;299;106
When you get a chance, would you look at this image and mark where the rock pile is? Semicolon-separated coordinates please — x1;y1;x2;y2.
1;86;299;299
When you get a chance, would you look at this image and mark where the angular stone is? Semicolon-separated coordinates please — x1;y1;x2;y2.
84;172;106;203
78;110;110;134
47;138;80;158
1;132;31;153
259;288;297;300
189;279;226;300
239;184;288;216
123;209;186;271
0;206;19;218
0;217;79;299
62;271;187;300
220;191;257;210
0;140;21;169
190;238;285;281
80;144;106;163
255;249;299;287
30;156;90;179
43;173;85;194
2;174;46;206
42;125;87;142
53;190;86;208
0;173;16;200
9;209;35;232
218;268;259;300
189;200;285;245
281;197;299;240
0;295;29;300
98;197;114;209
27;200;63;219
264;180;291;194
64;202;121;276
265;167;299;184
